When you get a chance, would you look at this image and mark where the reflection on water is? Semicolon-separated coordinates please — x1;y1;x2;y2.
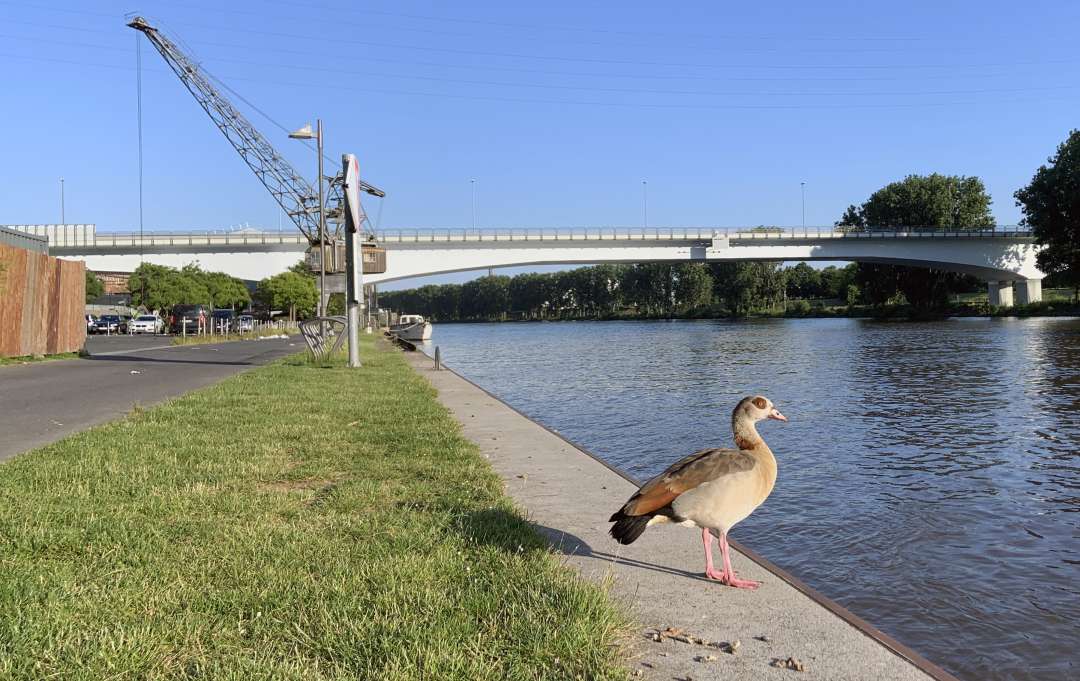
422;317;1080;681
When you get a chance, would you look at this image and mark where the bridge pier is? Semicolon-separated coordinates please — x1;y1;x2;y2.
1015;278;1043;305
987;281;1014;307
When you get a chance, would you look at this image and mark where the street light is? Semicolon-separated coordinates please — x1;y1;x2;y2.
59;177;65;224
800;181;806;230
642;180;648;229
289;120;327;319
470;178;476;230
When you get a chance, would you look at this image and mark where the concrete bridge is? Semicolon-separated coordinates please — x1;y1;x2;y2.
368;227;1044;305
9;224;1045;305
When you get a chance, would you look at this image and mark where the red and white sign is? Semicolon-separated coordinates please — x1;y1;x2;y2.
343;154;367;233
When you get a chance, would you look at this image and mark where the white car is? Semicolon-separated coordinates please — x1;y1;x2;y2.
236;315;254;332
130;315;165;334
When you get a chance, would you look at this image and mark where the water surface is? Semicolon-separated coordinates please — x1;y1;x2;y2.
421;318;1080;681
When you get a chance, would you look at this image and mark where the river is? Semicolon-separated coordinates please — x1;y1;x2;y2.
419;317;1080;681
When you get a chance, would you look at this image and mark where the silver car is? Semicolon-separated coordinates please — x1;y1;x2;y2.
130;315;165;334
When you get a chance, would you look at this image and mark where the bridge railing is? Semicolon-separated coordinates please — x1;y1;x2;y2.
69;231;310;248
373;226;1033;243
44;226;1035;250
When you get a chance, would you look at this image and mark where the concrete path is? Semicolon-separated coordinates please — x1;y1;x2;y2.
404;349;953;681
0;338;300;462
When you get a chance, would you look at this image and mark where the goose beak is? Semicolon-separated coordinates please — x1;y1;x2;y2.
768;408;788;422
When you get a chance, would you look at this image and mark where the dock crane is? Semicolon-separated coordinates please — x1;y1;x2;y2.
126;15;385;269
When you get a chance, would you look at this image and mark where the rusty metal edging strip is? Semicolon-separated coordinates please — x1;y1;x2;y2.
410;346;961;681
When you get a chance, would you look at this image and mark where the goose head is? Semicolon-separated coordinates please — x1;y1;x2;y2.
731;395;787;449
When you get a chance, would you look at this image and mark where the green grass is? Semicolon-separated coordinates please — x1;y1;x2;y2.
0;351;80;367
0;337;628;680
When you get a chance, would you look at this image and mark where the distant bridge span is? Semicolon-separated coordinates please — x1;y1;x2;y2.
9;224;1045;305
368;228;1044;305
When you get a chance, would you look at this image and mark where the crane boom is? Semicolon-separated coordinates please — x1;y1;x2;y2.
127;16;384;243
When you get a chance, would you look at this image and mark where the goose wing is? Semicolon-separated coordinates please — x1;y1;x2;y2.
612;447;757;518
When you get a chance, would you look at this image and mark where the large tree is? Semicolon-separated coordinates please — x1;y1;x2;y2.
255;271;317;321
1015;130;1080;301
128;262;211;311
840;173;994;309
85;271;104;303
710;262;785;316
461;275;511;319
673;263;713;312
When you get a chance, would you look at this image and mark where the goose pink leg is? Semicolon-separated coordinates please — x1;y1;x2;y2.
718;531;760;589
701;528;760;589
702;528;727;581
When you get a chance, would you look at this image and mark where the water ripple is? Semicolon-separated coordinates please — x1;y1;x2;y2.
423;318;1080;681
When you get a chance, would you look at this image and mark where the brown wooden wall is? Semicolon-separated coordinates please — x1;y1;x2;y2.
0;245;86;357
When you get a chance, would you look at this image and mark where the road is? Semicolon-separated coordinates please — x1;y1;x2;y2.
0;336;301;463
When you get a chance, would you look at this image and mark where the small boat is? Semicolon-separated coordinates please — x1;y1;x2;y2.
390;314;433;341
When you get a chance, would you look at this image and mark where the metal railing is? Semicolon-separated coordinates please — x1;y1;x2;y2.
27;226;1036;251
0;225;49;253
372;226;1033;243
81;231;310;247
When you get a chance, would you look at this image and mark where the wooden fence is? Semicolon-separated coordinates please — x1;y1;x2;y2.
0;245;86;357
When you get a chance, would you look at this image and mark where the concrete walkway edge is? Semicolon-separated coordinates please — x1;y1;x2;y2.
401;345;959;681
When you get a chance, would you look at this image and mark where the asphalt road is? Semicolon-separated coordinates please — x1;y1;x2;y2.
0;337;302;463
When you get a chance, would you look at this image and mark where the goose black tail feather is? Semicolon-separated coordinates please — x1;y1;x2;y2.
608;512;652;545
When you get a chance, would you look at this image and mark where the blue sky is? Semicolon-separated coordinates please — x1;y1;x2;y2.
2;1;1078;283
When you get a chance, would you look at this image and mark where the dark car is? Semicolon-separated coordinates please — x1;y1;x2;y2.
95;314;128;334
171;304;213;334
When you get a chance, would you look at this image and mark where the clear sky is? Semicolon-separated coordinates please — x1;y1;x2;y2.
2;2;1077;244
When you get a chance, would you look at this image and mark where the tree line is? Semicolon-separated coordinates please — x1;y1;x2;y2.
379;261;863;321
384;128;1080;318
122;262;321;321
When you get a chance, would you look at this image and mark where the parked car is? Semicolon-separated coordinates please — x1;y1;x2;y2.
85;314;98;334
211;309;235;333
236;314;254;332
95;314;129;334
171;304;212;334
130;314;165;334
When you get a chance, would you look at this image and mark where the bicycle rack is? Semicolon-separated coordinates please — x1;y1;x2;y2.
298;316;348;361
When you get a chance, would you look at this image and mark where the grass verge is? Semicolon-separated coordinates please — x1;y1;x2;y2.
0;351;80;368
0;336;628;680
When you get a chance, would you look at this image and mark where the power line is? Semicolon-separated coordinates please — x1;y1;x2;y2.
0;0;944;45
4;50;1078;111
0;31;1044;85
4;15;1077;74
2;32;1076;100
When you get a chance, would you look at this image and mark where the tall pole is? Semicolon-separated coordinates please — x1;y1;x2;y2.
343;154;363;368
642;180;648;228
59;177;65;224
800;181;806;229
316;119;327;319
470;178;476;230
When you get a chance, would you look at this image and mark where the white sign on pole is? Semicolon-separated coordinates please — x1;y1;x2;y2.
343;154;366;233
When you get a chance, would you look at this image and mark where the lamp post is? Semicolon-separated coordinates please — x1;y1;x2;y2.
800;181;806;230
60;177;65;224
470;178;476;230
289;120;327;320
642;180;648;229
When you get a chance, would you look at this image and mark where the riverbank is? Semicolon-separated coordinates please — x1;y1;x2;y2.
402;347;956;681
0;337;628;679
407;298;1080;324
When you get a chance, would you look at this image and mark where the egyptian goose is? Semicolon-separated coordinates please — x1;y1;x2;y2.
608;395;787;589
